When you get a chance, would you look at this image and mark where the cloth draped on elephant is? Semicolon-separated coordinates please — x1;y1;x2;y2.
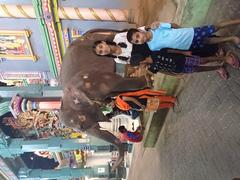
115;89;176;112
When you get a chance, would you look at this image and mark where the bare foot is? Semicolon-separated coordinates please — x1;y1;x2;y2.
226;51;240;69
216;67;229;80
232;36;240;47
216;47;225;57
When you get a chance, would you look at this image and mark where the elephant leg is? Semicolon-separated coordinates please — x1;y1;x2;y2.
110;76;148;94
87;126;124;172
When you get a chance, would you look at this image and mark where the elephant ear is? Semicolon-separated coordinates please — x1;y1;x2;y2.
63;85;94;111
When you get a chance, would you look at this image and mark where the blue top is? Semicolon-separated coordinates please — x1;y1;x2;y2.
147;23;194;51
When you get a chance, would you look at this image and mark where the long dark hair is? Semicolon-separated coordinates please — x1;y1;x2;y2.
93;41;129;61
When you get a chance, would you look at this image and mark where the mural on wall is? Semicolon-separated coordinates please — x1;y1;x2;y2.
0;30;37;61
0;72;48;86
63;28;84;49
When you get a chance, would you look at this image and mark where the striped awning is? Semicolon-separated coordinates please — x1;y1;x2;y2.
0;100;10;117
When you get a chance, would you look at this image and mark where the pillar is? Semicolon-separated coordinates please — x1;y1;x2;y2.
0;99;10;117
0;4;129;21
18;165;109;179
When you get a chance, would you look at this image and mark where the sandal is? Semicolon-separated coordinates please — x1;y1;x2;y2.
216;67;229;80
226;51;240;69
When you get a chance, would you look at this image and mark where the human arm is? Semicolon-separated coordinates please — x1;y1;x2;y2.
157;70;179;76
135;126;145;133
121;96;145;110
167;49;192;56
114;57;129;64
147;65;177;76
139;56;153;65
146;21;181;30
170;23;181;29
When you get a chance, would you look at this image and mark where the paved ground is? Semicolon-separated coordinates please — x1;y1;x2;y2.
128;0;240;180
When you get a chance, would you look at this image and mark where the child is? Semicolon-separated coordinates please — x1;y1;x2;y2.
137;50;239;80
118;125;143;143
93;40;150;65
114;89;176;112
126;19;240;56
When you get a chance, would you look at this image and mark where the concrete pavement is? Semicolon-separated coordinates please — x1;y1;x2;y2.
128;0;240;180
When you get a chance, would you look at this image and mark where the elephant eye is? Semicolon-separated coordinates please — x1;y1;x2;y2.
78;115;86;121
80;124;84;129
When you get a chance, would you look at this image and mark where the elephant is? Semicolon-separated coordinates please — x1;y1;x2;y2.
60;29;148;171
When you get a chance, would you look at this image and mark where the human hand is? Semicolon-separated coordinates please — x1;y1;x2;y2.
184;51;192;56
144;74;154;88
141;105;146;110
150;21;160;30
114;138;121;144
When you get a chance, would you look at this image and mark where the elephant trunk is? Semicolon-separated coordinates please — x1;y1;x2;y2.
87;126;124;172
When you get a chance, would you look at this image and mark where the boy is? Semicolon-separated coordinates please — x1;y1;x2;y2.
118;125;143;143
126;19;240;51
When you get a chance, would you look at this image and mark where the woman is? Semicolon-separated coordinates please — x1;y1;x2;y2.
139;49;239;80
114;89;176;112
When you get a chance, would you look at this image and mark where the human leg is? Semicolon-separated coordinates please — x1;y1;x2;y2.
158;96;176;103
204;36;240;46
193;65;223;72
200;56;226;64
158;102;175;109
192;65;228;80
200;54;239;68
214;19;240;31
190;25;217;50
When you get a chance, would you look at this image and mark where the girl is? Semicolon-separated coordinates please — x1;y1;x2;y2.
93;40;151;65
136;49;239;80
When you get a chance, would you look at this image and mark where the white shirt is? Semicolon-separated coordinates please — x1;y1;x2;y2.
112;27;146;64
113;32;132;64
